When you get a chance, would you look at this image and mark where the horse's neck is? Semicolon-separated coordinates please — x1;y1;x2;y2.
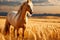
18;2;27;19
18;10;26;20
17;2;26;14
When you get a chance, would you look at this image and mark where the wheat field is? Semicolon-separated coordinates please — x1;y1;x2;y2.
0;17;60;40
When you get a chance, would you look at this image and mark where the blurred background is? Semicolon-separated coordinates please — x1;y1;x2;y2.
0;0;60;17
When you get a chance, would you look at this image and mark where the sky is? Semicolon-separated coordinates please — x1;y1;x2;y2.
0;0;60;5
0;0;60;13
48;0;60;5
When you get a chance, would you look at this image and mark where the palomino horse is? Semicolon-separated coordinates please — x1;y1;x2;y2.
3;0;33;40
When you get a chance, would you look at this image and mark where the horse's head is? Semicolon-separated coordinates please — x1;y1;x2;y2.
18;0;33;16
26;5;32;14
26;0;33;16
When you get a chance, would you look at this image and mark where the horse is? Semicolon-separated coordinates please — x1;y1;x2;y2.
3;0;33;40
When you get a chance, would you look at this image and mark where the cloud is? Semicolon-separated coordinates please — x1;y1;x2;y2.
48;0;60;5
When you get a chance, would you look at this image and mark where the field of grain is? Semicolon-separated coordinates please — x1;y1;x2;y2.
0;17;60;40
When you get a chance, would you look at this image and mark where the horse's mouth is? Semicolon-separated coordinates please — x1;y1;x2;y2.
29;14;32;16
28;13;32;17
26;11;32;17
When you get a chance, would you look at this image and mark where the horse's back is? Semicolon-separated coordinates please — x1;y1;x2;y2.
7;11;18;20
12;11;18;14
7;11;17;17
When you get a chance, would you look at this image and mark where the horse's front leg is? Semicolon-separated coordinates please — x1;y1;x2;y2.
14;28;19;40
14;29;18;40
22;26;26;40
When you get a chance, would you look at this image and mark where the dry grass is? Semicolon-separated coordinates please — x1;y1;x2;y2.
0;17;60;40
